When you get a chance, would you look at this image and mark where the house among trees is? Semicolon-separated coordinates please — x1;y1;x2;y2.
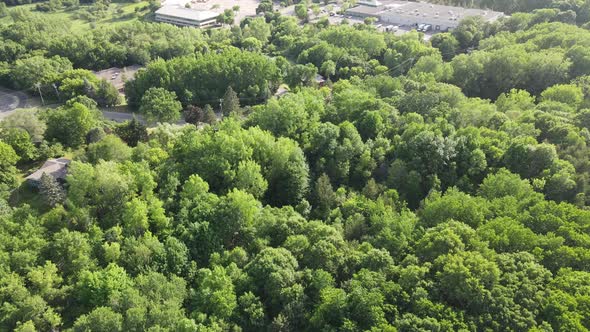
25;158;71;187
314;74;326;86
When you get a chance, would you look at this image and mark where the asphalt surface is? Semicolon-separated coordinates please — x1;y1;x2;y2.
101;110;144;123
0;88;30;119
0;89;148;124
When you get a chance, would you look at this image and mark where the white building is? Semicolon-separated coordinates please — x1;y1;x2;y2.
358;0;382;7
347;0;504;31
155;6;219;28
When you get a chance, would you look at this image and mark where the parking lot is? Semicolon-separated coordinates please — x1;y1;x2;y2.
93;65;143;92
279;3;433;41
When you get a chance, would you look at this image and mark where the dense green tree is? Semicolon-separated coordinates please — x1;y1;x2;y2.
192;265;237;319
139;87;182;123
0;128;36;162
115;117;148;147
85;135;132;164
0;140;19;189
540;84;584;108
94;79;121;107
72;307;123;332
3;5;590;332
430;33;459;61
43;101;100;148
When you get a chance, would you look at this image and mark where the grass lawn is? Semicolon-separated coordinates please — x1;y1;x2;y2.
9;160;48;212
9;181;47;212
0;1;152;31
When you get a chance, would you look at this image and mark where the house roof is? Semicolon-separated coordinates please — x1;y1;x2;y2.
25;158;71;182
155;6;219;22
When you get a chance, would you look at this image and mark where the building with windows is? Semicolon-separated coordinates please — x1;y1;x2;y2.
346;0;504;31
155;6;219;28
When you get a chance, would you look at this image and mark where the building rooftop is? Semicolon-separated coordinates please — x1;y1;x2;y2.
347;0;504;22
25;158;71;183
155;6;219;21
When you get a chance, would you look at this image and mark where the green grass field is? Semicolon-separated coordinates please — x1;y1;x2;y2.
0;1;152;31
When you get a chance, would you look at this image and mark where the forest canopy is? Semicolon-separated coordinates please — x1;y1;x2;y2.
1;0;590;331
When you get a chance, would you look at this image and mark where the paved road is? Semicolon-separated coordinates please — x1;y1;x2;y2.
0;90;149;124
0;88;30;119
101;110;144;123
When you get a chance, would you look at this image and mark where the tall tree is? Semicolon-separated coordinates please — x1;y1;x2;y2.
115;117;148;147
39;172;66;208
222;86;241;117
202;104;217;124
94;79;121;107
139;87;182;123
0;141;18;189
183;105;203;125
312;173;336;219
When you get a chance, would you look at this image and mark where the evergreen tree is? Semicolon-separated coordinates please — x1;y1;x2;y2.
39;172;65;207
202;104;217;124
312;173;335;219
222;86;240;117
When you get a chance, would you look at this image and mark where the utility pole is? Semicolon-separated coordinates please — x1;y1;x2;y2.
35;82;44;106
52;83;60;101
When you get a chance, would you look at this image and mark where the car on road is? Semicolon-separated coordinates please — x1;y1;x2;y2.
417;23;426;31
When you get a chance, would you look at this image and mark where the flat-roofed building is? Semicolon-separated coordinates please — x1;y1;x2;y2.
155;6;219;28
358;0;382;6
346;0;504;31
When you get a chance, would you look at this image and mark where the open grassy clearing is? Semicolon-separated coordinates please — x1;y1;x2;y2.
0;1;151;31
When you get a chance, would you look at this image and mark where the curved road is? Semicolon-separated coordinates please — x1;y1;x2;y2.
0;88;30;119
0;88;145;124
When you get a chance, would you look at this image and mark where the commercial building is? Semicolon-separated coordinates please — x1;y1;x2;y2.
346;0;504;31
358;0;382;6
155;6;219;28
